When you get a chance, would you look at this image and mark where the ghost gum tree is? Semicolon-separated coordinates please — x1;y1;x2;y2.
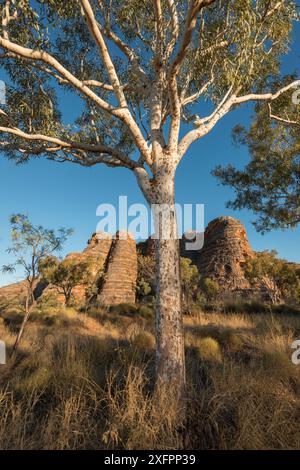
0;0;299;398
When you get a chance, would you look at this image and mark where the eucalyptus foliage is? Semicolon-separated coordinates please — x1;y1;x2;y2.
214;83;300;232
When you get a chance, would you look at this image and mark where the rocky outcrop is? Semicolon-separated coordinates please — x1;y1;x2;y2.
83;232;113;259
0;216;264;304
0;231;137;306
46;231;137;305
63;232;113;303
40;232;112;304
0;279;47;303
184;216;254;290
99;231;137;305
0;280;30;302
139;216;254;292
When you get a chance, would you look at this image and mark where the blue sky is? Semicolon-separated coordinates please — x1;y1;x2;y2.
0;18;299;287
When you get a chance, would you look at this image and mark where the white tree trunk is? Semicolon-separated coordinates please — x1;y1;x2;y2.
149;163;186;398
154;234;185;394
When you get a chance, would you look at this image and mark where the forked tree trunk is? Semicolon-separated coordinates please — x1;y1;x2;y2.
149;163;186;400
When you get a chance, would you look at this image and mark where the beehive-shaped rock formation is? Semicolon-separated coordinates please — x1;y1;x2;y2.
83;232;113;259
0;231;137;306
41;232;113;303
98;231;137;305
138;217;253;291
195;216;253;289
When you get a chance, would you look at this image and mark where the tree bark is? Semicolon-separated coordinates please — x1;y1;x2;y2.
149;163;186;400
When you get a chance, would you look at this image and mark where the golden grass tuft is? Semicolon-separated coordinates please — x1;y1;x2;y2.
195;337;222;362
131;331;156;351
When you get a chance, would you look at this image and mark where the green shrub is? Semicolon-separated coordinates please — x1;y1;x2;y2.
37;292;62;310
2;310;24;330
136;279;152;300
195;292;206;308
195;325;244;352
200;278;220;302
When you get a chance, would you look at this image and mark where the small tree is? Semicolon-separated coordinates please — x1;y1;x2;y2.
137;251;156;296
39;256;93;306
3;214;71;352
244;250;299;304
180;257;200;309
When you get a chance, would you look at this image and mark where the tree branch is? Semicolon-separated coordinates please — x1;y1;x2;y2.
80;0;127;108
0;36;115;113
169;0;215;78
178;91;237;159
181;74;214;106
153;0;164;68
165;0;179;59
0;125;137;168
97;0;148;84
0;36;153;167
178;79;300;161
234;80;300;104
268;102;300;126
79;1;153;167
167;0;216;154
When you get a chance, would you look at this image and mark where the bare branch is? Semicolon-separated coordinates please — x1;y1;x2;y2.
153;0;164;68
80;0;127;107
178;91;237;159
1;52;115;90
150;1;166;157
181;74;214;106
167;0;216;153
79;1;153;167
134;167;152;202
234;80;300;104
97;0;148;84
178;79;300;161
165;0;179;59
1;0;18;40
169;0;215;79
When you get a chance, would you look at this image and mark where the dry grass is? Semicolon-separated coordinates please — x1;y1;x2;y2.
0;304;300;449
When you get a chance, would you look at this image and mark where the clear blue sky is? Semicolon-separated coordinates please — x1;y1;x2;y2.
0;18;299;287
